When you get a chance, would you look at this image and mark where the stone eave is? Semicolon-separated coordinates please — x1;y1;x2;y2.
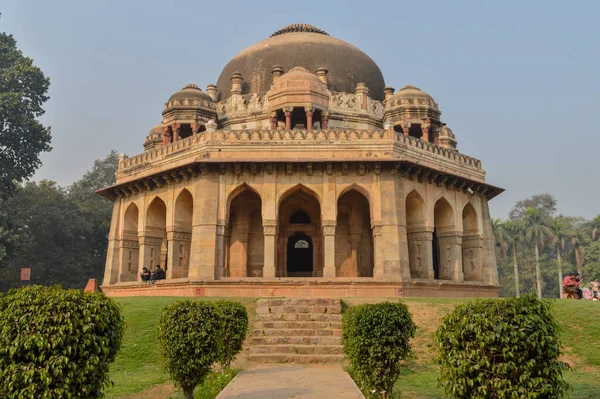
97;158;503;202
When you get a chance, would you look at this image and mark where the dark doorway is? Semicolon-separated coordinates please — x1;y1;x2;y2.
287;234;313;277
432;228;440;279
290;210;311;224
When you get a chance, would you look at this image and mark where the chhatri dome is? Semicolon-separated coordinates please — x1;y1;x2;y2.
216;24;386;101
99;23;503;301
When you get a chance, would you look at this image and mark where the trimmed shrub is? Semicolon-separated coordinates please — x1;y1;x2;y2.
157;300;223;399
0;285;124;399
214;300;248;368
435;294;570;398
342;301;416;398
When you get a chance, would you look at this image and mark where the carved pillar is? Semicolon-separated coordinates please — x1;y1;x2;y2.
162;126;172;146
238;228;249;278
284;109;292;130
138;233;163;278
372;223;384;278
206;84;218;101
422;125;430;142
322;221;336;277
350;232;362;277
270;112;277;130
403;123;410;136
191;123;201;136
263;220;277;278
103;200;122;285
355;82;369;110
305;107;314;130
407;229;434;279
166;230;191;279
321;112;329;129
462;234;484;281
437;231;464;281
271;65;284;84
171;123;180;142
215;223;227;279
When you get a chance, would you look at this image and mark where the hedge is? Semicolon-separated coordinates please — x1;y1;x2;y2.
214;300;248;368
342;301;416;398
0;285;124;399
435;294;570;398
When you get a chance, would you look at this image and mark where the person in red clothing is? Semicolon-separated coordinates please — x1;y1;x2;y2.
563;272;581;299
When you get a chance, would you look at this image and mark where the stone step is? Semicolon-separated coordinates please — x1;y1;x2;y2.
250;344;344;355
254;321;342;330
248;353;345;364
255;313;342;322
251;336;342;346
256;328;343;337
256;298;342;308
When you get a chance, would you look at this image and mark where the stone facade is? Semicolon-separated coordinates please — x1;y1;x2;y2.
99;24;503;297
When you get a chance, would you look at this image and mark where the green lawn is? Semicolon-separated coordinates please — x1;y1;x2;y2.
105;296;600;399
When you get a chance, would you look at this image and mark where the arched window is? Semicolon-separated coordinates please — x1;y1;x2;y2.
290;210;311;224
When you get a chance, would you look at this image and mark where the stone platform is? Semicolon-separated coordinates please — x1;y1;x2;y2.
101;278;500;298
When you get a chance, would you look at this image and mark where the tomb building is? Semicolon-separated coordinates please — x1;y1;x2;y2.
99;24;503;298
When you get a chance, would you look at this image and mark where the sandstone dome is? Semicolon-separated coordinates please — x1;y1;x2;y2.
216;24;385;101
388;85;438;109
168;84;213;103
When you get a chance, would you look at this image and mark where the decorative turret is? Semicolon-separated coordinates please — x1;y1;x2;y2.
143;124;163;151
161;84;217;144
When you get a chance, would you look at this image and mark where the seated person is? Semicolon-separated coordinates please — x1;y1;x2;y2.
563;272;581;299
151;265;166;281
140;267;151;282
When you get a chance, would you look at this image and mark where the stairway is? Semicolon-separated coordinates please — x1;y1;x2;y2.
249;298;345;364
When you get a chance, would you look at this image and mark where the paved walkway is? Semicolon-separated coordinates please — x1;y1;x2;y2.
216;364;365;399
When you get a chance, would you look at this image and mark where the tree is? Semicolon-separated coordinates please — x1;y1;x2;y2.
508;193;557;220
524;207;554;298
550;217;574;298
0;31;51;198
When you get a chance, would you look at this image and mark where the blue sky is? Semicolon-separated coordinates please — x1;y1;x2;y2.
2;0;599;219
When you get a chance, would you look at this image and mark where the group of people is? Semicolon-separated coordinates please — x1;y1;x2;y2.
140;265;166;283
563;272;599;300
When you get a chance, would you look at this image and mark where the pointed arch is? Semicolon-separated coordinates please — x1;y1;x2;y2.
119;203;140;282
227;184;263;277
278;184;322;277
462;202;478;235
406;190;426;228
172;189;193;279
277;183;321;209
462;202;483;281
336;189;373;277
338;183;373;223
142;197;168;275
406;190;429;279
434;197;455;230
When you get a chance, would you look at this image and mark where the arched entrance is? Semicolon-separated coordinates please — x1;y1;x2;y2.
287;234;313;277
277;186;322;277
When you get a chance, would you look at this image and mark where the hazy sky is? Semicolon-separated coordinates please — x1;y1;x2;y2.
2;0;599;219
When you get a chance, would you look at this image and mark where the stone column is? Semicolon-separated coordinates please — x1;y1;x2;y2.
383;86;395;101
403;123;410;136
305;107;314;130
206;84;218;101
263;220;277;278
350;232;362;277
354;82;369;110
162;126;172;146
480;199;500;285
166;230;192;279
372;223;384;278
191;123;201;136
103;200;122;285
138;233;163;276
284;109;292;130
437;231;464;281
322;112;329;129
188;173;219;280
462;234;484;281
271;65;284;84
214;223;227;279
118;239;139;282
171;123;180;142
407;229;434;279
270;112;277;130
322;221;336;278
422;125;430;142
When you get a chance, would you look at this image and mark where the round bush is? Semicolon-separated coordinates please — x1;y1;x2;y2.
342;301;416;398
0;285;124;399
435;294;570;398
214;300;248;368
157;300;223;399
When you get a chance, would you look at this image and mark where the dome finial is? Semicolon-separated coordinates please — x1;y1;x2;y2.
270;24;329;37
